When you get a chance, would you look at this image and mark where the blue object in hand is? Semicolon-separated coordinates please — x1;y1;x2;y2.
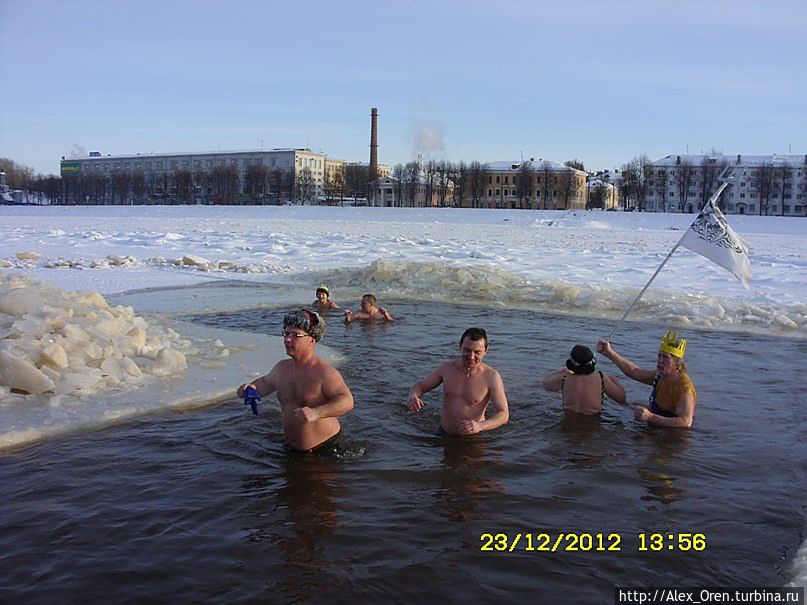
243;386;261;415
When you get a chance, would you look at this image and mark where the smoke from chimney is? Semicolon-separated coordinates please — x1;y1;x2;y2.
412;121;445;158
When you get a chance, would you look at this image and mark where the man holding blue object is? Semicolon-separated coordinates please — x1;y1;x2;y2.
237;309;354;453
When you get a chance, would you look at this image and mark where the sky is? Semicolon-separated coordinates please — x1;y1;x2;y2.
1;0;805;176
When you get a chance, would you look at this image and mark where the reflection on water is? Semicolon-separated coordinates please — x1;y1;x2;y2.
1;296;805;602
434;436;506;523
636;429;693;508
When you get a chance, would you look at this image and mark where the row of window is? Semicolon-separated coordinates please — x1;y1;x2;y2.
487;189;566;198
488;175;570;185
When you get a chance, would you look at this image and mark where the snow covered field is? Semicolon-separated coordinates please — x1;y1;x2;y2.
1;204;804;327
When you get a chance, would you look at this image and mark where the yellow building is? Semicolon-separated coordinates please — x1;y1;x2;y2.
463;159;587;209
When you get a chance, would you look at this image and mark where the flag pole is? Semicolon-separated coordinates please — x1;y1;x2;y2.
605;176;733;342
605;234;687;341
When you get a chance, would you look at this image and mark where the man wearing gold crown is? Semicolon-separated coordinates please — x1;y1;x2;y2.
596;331;696;428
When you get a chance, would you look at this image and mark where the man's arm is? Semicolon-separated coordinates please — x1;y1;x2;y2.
480;370;509;430
542;369;569;392
378;307;394;321
237;364;279;398
634;391;694;428
294;366;354;423
597;340;655;385
407;366;444;413
456;370;509;435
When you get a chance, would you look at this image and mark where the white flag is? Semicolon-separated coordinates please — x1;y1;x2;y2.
679;197;752;288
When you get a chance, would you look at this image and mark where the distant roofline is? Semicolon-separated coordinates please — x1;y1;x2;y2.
62;147;325;161
652;153;807;167
486;159;586;175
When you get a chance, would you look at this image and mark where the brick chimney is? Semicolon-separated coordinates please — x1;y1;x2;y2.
369;108;378;182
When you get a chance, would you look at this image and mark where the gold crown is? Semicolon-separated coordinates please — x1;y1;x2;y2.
659;330;686;358
316;284;330;295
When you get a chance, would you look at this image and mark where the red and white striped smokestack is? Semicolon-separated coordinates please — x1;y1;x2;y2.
370;107;378;182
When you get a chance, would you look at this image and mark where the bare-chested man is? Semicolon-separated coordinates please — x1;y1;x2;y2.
237;308;354;453
343;293;393;322
407;327;509;436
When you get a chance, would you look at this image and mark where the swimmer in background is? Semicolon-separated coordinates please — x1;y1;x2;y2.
343;293;393;322
313;285;340;310
542;344;626;415
597;330;696;428
407;327;509;436
236;308;354;453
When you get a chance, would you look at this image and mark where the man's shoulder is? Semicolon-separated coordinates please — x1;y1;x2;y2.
311;355;341;374
440;360;461;374
482;362;502;377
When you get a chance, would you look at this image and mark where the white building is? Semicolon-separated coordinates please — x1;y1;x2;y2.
60;148;326;204
646;154;807;216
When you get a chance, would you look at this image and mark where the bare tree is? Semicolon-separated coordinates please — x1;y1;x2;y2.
698;156;729;210
564;158;585;172
193;169;209;204
345;164;371;201
468;161;488;208
452;161;468;207
323;169;344;204
174;169;193;203
435;161;451;207
537;161;553;209
620;154;651;211
755;163;774;215
404;162;420;207
294;167;316;203
557;169;575;209
516;162;533;209
212;164;239;203
776;165;791;216
245;164;269;204
391;164;406;207
132;170;146;203
674;157;695;212
114;171;131;204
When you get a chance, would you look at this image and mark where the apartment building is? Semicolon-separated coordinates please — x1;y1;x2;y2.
60;148;326;203
646;154;807;216
473;159;587;210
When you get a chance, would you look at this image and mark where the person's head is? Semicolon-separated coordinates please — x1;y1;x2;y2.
459;327;489;370
315;285;330;303
566;344;596;375
657;330;687;374
360;294;377;312
282;308;325;354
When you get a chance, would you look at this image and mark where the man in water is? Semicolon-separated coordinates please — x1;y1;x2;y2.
407;327;509;436
313;285;340;310
343;293;394;322
237;309;354;453
542;344;626;415
597;330;696;428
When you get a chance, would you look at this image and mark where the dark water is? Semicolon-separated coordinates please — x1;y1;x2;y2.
1;299;805;604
